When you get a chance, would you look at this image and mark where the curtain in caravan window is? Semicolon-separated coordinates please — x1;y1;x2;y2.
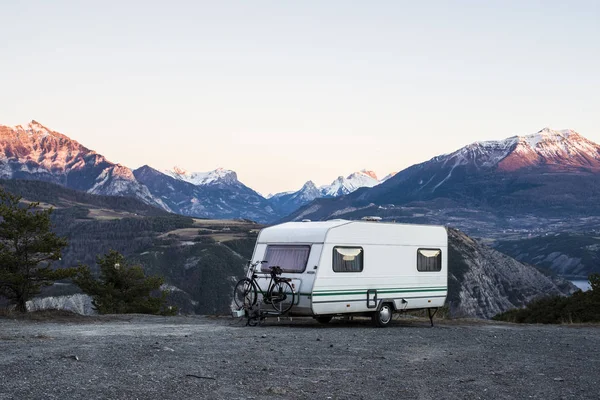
333;247;364;272
417;249;442;272
263;245;310;273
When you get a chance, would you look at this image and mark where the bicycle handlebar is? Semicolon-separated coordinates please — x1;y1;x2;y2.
246;261;284;276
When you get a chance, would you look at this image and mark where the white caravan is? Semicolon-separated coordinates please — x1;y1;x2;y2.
249;219;448;327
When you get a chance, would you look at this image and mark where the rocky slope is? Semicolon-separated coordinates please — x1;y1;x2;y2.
494;233;600;279
448;228;576;318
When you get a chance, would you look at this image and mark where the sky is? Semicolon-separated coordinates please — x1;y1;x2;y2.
1;1;598;195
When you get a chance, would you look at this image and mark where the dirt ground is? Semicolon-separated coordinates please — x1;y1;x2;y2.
0;314;598;399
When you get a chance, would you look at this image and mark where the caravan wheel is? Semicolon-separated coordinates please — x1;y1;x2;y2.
372;304;393;328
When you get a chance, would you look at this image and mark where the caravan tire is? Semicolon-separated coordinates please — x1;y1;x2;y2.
315;316;333;324
372;303;393;328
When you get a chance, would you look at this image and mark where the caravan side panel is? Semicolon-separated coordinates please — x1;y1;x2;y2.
311;224;448;316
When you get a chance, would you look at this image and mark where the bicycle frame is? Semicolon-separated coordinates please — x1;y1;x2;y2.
246;261;283;304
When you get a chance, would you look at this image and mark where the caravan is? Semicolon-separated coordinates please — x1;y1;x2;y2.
240;219;448;327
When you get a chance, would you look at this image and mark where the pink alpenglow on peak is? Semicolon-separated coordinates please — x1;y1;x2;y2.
434;128;600;173
0;120;167;209
499;128;600;172
319;170;382;197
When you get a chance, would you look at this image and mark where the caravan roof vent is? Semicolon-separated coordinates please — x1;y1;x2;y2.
301;219;312;222
361;216;382;222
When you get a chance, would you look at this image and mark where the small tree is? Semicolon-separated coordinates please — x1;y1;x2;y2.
74;250;175;315
589;273;600;296
0;188;73;312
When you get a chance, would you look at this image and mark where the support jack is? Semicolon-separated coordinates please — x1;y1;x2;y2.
427;307;438;327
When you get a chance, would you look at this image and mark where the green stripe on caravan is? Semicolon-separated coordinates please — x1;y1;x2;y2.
312;287;448;297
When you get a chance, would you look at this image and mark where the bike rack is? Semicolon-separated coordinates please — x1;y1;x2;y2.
245;298;294;327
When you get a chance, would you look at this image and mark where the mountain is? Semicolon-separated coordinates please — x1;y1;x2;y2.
282;128;600;276
0;121;279;223
133;165;277;222
320;169;382;197
285;128;600;222
164;166;240;186
268;181;322;217
0;121;168;209
448;228;576;318
269;170;395;216
0;121;399;223
1;178;576;318
369;128;600;208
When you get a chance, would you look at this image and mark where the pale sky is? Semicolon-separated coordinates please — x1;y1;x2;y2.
1;1;598;195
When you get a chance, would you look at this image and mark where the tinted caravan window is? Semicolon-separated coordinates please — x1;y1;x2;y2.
417;249;442;272
263;245;310;273
333;247;364;272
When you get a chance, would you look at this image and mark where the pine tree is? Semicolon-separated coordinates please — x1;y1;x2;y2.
74;250;175;315
0;188;73;312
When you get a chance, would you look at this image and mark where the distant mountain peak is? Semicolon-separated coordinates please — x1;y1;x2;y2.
172;165;188;176
301;180;318;190
0;121;166;209
500;128;600;171
442;128;600;172
164;166;239;186
349;169;378;180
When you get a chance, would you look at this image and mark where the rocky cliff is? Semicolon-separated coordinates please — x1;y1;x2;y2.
447;228;577;318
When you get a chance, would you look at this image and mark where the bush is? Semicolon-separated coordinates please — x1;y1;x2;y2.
74;250;176;315
493;273;600;323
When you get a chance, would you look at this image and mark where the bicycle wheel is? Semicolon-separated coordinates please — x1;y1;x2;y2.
268;281;295;314
233;278;257;309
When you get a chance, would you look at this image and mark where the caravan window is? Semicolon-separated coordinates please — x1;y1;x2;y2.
417;249;442;272
263;245;310;273
333;247;364;273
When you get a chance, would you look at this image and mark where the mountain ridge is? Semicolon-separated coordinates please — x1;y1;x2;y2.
0;120;392;222
281;127;600;277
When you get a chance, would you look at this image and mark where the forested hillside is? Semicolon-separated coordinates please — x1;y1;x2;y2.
0;180;260;314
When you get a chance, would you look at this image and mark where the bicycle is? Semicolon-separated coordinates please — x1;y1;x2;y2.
233;261;295;314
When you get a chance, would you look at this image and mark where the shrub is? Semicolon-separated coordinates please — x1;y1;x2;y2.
493;274;600;323
74;250;176;315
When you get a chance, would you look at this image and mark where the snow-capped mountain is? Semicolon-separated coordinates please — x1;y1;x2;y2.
268;170;394;216
320;170;381;197
164;166;240;186
0;121;168;209
433;127;600;173
268;181;323;216
134;165;277;222
0;121;278;222
284;127;600;246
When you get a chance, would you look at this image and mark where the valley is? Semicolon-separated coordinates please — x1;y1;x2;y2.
0;122;598;313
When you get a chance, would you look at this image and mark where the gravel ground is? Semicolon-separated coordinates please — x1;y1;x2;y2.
0;314;598;400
